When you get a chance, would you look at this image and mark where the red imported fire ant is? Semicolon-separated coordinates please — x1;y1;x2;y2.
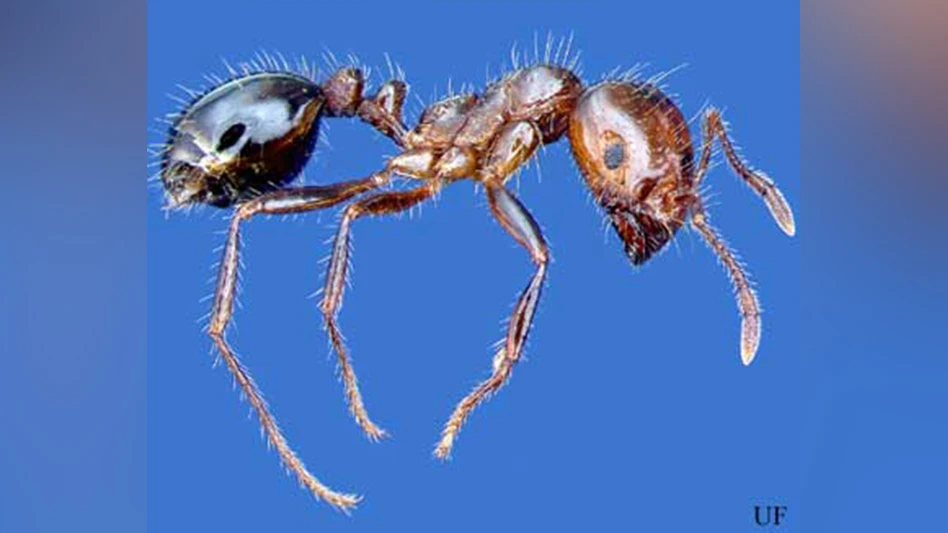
154;43;795;511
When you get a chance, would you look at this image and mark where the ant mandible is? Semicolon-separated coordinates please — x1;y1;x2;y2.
156;45;795;511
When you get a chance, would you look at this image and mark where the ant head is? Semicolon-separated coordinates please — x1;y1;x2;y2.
568;82;691;263
568;82;658;194
161;72;324;209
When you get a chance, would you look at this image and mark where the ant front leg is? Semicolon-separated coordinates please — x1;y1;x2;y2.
435;182;549;459
320;182;441;440
693;107;796;236
435;120;546;459
207;173;388;511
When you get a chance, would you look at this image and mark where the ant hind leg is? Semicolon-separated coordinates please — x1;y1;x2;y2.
207;175;386;511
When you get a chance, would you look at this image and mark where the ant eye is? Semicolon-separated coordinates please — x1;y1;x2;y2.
603;142;625;170
217;123;246;152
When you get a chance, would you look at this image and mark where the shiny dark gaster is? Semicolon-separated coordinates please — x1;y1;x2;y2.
162;73;323;207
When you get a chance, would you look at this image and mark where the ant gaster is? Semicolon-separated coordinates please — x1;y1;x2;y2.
158;48;795;512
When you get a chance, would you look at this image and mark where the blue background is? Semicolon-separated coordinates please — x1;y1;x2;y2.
148;1;799;530
0;2;146;532
4;2;945;533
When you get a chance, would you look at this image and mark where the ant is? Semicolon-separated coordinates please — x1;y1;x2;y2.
155;45;795;512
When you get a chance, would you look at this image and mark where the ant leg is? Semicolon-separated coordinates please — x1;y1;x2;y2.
693;108;796;236
689;201;762;366
435;183;549;459
320;182;441;439
207;174;387;511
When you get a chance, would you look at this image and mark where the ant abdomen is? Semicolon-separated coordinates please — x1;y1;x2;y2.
568;81;695;264
162;72;324;208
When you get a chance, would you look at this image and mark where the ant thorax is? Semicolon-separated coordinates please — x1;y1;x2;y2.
408;65;583;152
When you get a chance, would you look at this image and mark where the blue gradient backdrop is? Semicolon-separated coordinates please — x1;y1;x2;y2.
147;1;799;530
7;1;946;532
0;2;145;532
800;2;948;530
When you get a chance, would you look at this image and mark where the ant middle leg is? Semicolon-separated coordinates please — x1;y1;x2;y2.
319;182;442;440
207;173;388;511
693;107;796;236
435;182;549;460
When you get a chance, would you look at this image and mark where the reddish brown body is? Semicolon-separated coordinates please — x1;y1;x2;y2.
158;52;796;513
379;65;583;183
